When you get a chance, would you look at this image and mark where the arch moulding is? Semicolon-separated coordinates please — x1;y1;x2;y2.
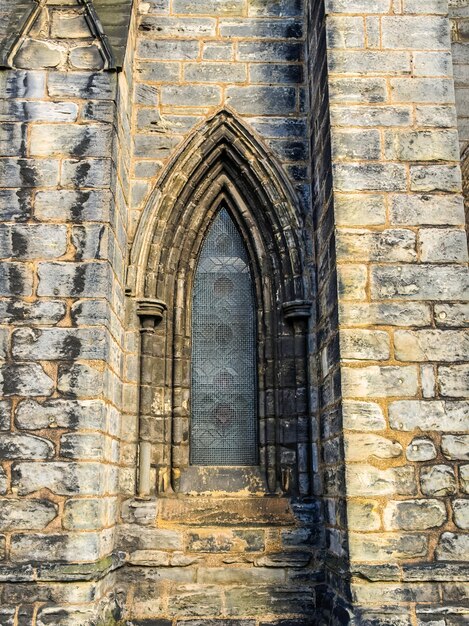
127;109;315;498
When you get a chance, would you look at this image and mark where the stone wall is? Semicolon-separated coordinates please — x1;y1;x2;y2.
449;0;469;237
450;0;469;152
0;0;467;624
0;1;127;623
115;0;326;623
306;0;350;621
325;1;469;624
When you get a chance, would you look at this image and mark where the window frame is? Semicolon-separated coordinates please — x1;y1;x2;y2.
130;111;315;498
189;206;259;468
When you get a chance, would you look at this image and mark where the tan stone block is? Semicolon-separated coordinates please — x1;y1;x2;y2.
340;329;390;361
347;501;381;531
337;264;367;301
347;465;417;497
345;434;403;462
383;500;447;530
349;533;428;562
342;366;418;398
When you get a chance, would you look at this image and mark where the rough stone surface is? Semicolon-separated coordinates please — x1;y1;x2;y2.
406;438;437;462
383;500;447;531
0;0;466;623
0;499;58;531
420;465;457;497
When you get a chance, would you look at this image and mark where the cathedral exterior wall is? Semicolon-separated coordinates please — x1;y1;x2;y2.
325;1;469;623
0;0;467;624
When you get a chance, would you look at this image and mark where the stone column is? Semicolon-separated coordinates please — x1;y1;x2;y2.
325;1;469;622
136;297;167;496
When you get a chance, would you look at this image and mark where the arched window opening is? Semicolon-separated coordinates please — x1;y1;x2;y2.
131;111;314;496
191;208;258;466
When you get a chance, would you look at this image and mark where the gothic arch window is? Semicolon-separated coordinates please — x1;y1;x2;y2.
130;111;314;497
191;208;258;466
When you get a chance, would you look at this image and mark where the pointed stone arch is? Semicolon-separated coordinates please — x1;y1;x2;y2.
129;110;314;497
128;109;308;303
5;0;113;70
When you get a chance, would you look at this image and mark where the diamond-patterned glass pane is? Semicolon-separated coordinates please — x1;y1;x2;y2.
191;208;258;466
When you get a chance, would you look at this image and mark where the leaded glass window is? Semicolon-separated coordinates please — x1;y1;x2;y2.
190;208;258;466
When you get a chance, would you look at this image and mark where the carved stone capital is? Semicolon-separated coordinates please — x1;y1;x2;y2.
282;300;312;321
137;298;167;331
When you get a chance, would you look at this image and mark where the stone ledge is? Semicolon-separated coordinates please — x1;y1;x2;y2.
158;497;298;526
0;551;125;583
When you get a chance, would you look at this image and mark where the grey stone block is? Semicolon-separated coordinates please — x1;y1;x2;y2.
30;124;112;158
60;159;112;188
57;363;104;397
0;100;78;123
220;18;302;38
0;467;6;495
36;606;96;626
161;85;222;106
406;438;437;462
436;533;469;561
0;159;59;188
0;71;45;99
134;83;159;105
11;461;106;495
420;465;457;497
371;266;469;301
248;0;302;16
133;134;183;158
172;0;245;14
0;400;10;430
187;529;265;553
250;63;303;84
81;101;115;123
0;606;14;626
0;225;67;260
14;40;66;69
1;364;54;397
237;41;302;61
0;189;32;222
138;39;199;60
72;224;108;260
453;500;469;530
12;327;108;361
139;16;217;37
136;60;181;82
389;400;469;432
35;190;111;222
11;532;100;563
60;433;106;460
70;299;109;326
441;434;469;460
383;500;447;531
63;498;107;530
0;434;54;460
0;499;58;531
119;524;183;551
15;398;106;431
51;12;92;38
47;72;116;100
225;587;314;616
184;62;247;83
69;45;105;70
37;262;111;297
0;123;26;157
439;365;469;398
226;86;297;114
249;117;307;138
0;299;66;325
